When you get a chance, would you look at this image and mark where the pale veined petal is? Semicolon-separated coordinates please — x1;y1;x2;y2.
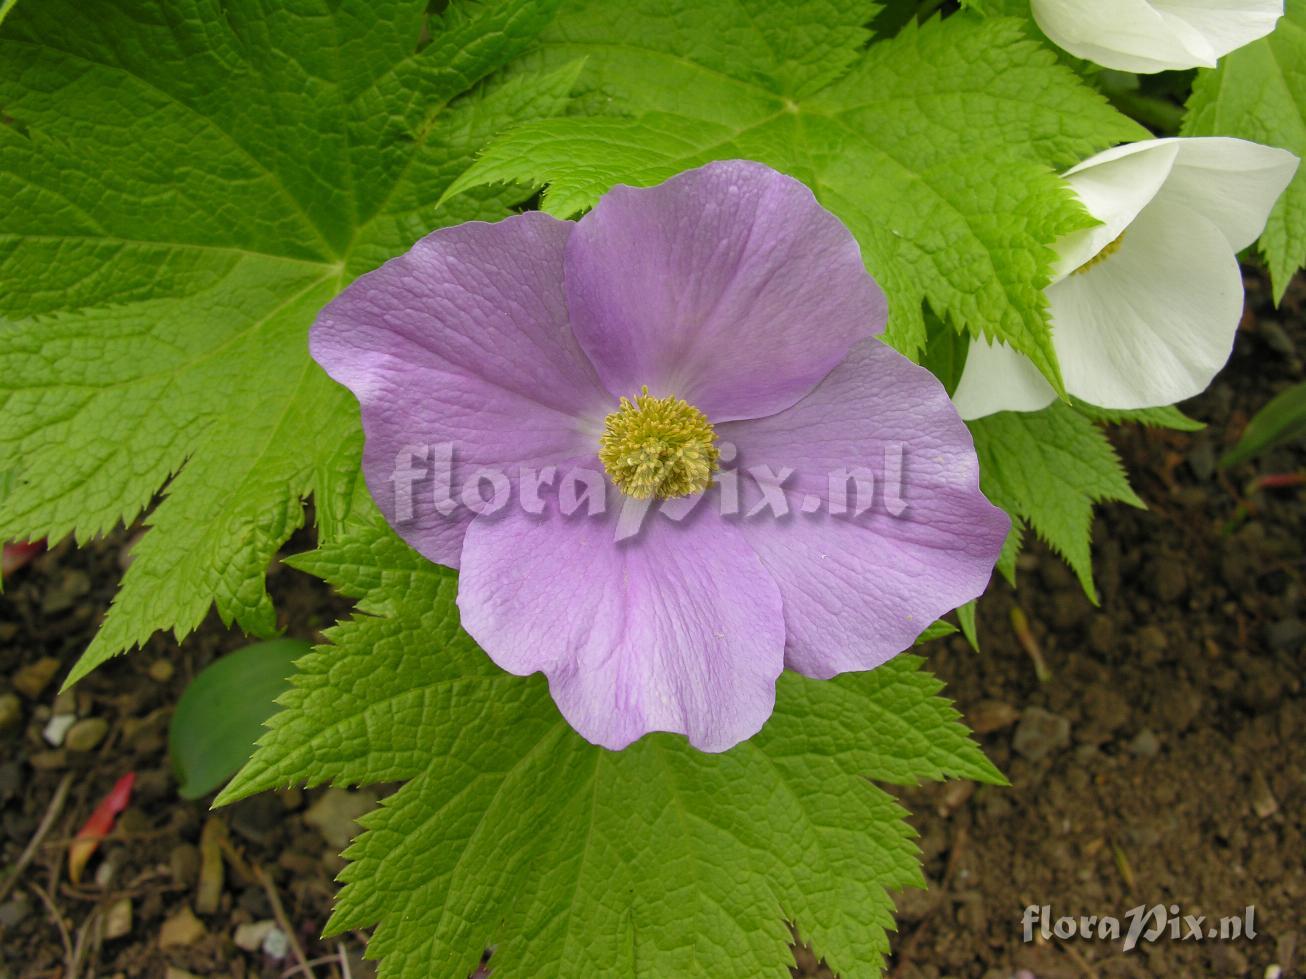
1048;198;1244;409
951;336;1058;421
1152;137;1300;251
1054;140;1180;280
1150;0;1283;60
1031;0;1218;72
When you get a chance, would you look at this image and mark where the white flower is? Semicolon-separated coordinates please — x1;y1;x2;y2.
952;137;1299;420
1030;0;1283;73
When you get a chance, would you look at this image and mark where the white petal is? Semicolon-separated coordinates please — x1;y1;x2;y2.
1031;0;1219;72
1054;140;1180;280
1151;0;1283;59
1048;198;1244;409
951;338;1057;421
1153;137;1300;251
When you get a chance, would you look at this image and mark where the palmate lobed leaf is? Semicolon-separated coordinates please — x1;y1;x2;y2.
1183;0;1306;303
450;2;1146;373
0;0;577;684
220;503;1003;979
968;402;1144;600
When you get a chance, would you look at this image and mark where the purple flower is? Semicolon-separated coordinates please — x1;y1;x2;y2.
311;161;1009;753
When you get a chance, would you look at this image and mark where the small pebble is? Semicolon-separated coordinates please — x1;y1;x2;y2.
147;659;175;683
1012;706;1071;762
1251;770;1279;819
103;897;132;940
1211;943;1250;976
169;843;201;887
1088;616;1115;656
234;919;276;952
40;569;90;615
0;762;23;800
1129;728;1160;758
967;700;1019;734
0;897;31;928
937;779;974;816
1135;624;1169;664
12;657;60;699
304;788;377;850
0;692;21;732
1275;932;1297;971
94;859;116;888
891;884;936;923
1149;554;1188;603
158;905;205;948
65;716;109;752
1266;618;1306;650
277;786;304;811
42;713;76;747
261;926;290;960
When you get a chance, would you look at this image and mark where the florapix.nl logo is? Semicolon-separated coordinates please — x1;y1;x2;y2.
1022;903;1257;953
386;440;912;541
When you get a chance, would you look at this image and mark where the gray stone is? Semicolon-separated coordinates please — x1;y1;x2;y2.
0;897;31;928
1012;707;1071;761
41;713;76;747
1149;555;1188;603
1129;728;1160;758
1267;618;1306;650
305;788;377;850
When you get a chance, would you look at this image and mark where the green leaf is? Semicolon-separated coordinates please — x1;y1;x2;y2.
995;514;1026;586
961;0;1031;16
1220;380;1306;467
1183;0;1306;302
169;638;311;800
921;306;971;396
969;403;1143;601
1072;400;1206;431
219;506;1002;978
0;0;575;685
915;618;959;644
449;5;1144;371
956;601;981;652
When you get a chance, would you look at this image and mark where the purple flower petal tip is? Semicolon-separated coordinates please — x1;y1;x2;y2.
311;161;1006;753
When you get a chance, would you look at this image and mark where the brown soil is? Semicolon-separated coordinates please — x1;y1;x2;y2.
1;272;1302;979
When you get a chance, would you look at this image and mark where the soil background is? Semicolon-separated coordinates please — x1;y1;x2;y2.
1;270;1302;979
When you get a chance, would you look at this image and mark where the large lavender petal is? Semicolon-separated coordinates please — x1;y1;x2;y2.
457;498;786;752
564;160;887;423
311;212;613;567
718;338;1009;678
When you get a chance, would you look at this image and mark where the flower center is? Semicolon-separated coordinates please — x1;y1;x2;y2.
1073;230;1126;275
599;387;719;499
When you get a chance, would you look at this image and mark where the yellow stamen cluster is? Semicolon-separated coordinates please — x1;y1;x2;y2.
1073;230;1126;275
599;387;719;499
